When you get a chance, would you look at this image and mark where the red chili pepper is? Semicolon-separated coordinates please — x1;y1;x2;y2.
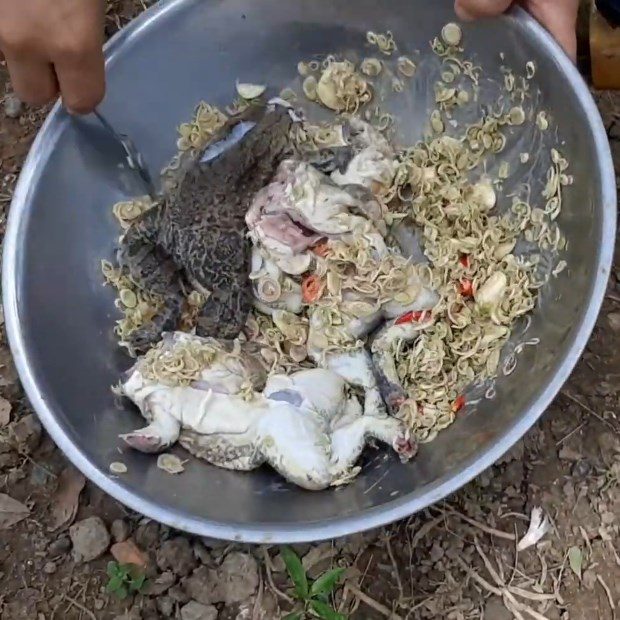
452;395;466;413
459;278;473;297
394;310;427;325
459;254;470;268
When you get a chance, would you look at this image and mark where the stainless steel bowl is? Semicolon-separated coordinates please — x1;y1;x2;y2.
3;0;615;542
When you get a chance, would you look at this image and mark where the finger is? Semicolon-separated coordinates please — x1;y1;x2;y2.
4;56;59;106
455;0;513;20
527;0;579;62
54;46;106;114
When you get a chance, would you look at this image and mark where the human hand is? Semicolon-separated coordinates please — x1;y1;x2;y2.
454;0;580;61
0;0;105;114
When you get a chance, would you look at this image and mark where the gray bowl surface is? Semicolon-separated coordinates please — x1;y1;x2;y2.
3;0;615;542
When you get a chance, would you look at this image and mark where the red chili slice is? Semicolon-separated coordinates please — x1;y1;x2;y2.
452;395;466;413
459;279;473;297
394;310;427;325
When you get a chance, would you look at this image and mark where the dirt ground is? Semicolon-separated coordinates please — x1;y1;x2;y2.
0;4;619;619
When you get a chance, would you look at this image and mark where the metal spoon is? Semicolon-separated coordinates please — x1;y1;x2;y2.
93;110;157;199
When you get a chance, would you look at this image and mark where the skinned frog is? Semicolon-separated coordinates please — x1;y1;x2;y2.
117;101;298;354
119;332;416;490
246;159;387;277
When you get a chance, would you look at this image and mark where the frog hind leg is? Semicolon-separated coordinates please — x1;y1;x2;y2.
117;204;184;353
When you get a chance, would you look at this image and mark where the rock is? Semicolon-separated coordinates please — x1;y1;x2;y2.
217;552;259;605
43;561;57;574
183;566;219;605
30;463;54;487
156;596;175;617
10;414;42;453
183;552;259;606
111;539;148;568
48;536;71;556
558;444;581;461
135;521;161;550
169;584;191;604
69;516;110;562
180;601;218;620
0;452;20;470
94;599;105;611
3;94;23;119
200;537;229;550
572;459;593;478
483;596;512;620
111;519;131;543
193;541;212;565
607;312;620;333
157;536;197;577
145;570;176;596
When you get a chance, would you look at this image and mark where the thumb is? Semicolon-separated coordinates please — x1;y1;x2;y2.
455;0;513;20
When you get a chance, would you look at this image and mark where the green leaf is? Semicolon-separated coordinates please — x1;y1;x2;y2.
310;568;345;598
281;546;309;600
106;561;119;578
282;613;304;620
130;574;147;592
568;546;583;580
106;575;123;593
115;584;129;600
309;599;346;620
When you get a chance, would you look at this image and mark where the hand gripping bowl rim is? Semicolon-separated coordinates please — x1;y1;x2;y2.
2;0;616;543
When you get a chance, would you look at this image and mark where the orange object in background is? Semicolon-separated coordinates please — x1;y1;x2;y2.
591;0;620;89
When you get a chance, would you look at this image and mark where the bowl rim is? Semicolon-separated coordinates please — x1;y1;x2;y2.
2;0;616;543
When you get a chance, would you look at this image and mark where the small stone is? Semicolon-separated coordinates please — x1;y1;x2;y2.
193;541;212;565
69;516;110;562
145;570;176;596
182;566;219;605
135;521;160;550
157;537;197;577
582;568;597;590
10;414;42;453
111;519;131;543
156;596;175;617
169;584;190;604
607;312;620;332
180;601;218;620
4;93;23;119
94;599;105;611
111;539;148;568
43;561;57;574
571;459;592;478
217;552;259;605
558;444;581;461
48;537;71;556
200;537;229;550
30;464;54;487
484;596;512;620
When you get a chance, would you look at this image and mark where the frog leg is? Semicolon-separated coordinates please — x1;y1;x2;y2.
329;414;417;478
255;402;332;491
120;395;181;453
117;204;184;353
178;430;265;471
323;349;386;418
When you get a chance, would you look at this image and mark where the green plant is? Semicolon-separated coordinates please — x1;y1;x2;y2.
105;561;148;599
281;546;347;620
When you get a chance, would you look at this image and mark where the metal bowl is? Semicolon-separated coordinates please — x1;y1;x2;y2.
3;0;615;542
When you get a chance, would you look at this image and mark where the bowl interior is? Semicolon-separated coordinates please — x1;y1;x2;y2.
5;0;614;541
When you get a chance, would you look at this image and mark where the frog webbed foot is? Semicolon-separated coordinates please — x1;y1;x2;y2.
196;283;252;339
125;293;183;355
120;403;181;453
